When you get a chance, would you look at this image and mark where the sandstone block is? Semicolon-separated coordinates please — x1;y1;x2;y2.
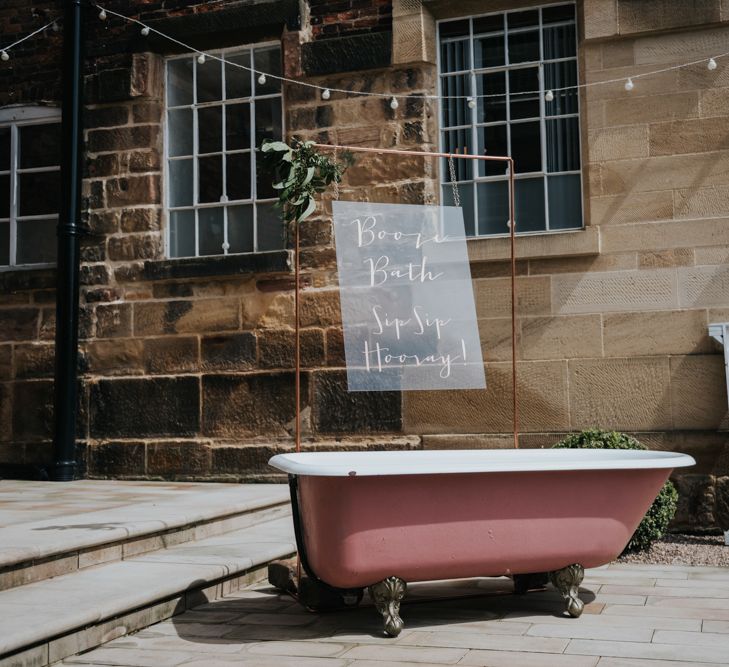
258;328;325;369
0;383;11;442
13;380;54;441
474;276;551;318
120;208;161;233
0;345;11;380
529;252;637;275
300;290;341;327
589;191;674;226
583;0;618;39
325;326;345;367
147;441;211;477
108;233;162;262
552;269;677;314
589;126;648;162
568;357;672;430
603;92;698;127
0;308;39;342
211;443;287;477
312;369;402;434
201;332;257;371
106;175;160;208
639;248;694;269
672;473;716;531
678;264;729;307
242;293;293;329
670;355;727;429
618;0;720;35
90;376;200;438
87;125;159;153
676;184;729;219
479;317;519;362
134;299;240;335
14;343;55;379
650;116;729;156
85;105;129;129
601;218;729;253
96;303;133;339
695;246;729;265
202;372;303;438
84;339;145;375
603;309;710;357
520;315;602;360
87;211;120;235
403;360;569;433
88;441;146;477
144;336;199;374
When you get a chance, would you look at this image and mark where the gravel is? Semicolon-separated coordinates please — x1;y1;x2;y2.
618;533;729;567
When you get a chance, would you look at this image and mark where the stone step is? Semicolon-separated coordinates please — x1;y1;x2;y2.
0;513;297;667
0;481;291;592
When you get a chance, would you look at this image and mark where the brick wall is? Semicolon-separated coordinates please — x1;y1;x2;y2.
0;0;728;529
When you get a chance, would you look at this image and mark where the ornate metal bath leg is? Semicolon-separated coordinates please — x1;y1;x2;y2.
368;576;407;637
549;564;585;618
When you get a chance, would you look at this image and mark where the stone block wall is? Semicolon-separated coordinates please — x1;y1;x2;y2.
0;0;728;529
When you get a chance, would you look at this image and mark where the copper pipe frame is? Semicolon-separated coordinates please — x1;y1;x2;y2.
297;143;519;451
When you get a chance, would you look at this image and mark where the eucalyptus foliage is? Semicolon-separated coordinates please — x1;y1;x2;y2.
553;429;678;553
260;139;352;225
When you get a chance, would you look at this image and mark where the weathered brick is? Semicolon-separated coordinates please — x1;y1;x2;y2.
85;153;120;178
85;105;130;129
147;441;211;476
258;328;324;369
0;308;39;342
90;376;200;438
132;102;162;124
88;441;146;477
300;290;342;327
650;116;729;156
520;315;603;360
13;380;54;441
14;343;55;379
135;299;240;335
671;355;727;429
144;336;199;374
80;264;111;286
325;326;346;367
106;175;160;207
108;233;162;261
85;339;145;375
120;208;161;233
0;346;11;380
87;211;120;235
474;276;551;318
87;125;159;153
200;333;257;372
127;150;160;173
95;303;133;339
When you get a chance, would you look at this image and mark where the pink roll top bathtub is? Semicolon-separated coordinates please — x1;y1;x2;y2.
269;448;694;635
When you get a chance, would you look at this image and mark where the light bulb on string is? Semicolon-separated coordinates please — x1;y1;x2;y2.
545;89;554;102
625;78;634;91
0;51;9;62
140;26;150;36
321;88;331;100
257;73;267;85
467;97;476;109
52;21;60;32
390;97;399;109
98;8;107;20
708;57;718;70
197;53;206;64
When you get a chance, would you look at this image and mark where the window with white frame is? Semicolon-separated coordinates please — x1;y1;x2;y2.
165;45;284;258
0;109;61;267
438;3;582;237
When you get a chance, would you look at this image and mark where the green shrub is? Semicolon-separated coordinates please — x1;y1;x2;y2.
553;429;678;553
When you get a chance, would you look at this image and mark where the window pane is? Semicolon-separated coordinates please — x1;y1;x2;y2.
511;121;542;173
477;125;508;176
254;47;282;94
476;181;508;235
474;34;505;69
548;174;582;229
228;204;253;253
545;61;578;116
254;97;282;146
257;202;285;251
0;221;8;265
509;67;540;119
0;128;9;171
198;206;224;255
440;39;470;73
169;159;193;207
197;58;222;103
543;4;575;24
546;117;580;172
0;174;8;217
515;178;545;232
225;51;252;99
476;71;506;123
544;24;576;60
199;155;223;203
508;30;539;63
439;19;469;39
198;106;222;154
508;9;538;29
473;15;503;34
16;218;56;264
442;183;475;237
168;58;194;106
225;103;251;150
19;171;60;216
168;108;193;157
256;153;276;199
169;209;195;258
20;124;61;168
442;128;472;181
441;74;470;127
226;152;251;201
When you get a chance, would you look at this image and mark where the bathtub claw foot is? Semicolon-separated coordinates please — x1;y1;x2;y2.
369;576;407;637
549;564;584;618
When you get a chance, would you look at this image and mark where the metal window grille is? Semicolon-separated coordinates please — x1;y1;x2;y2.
165;44;285;258
437;3;583;237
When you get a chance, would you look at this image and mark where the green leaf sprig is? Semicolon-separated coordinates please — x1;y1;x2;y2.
260;139;353;225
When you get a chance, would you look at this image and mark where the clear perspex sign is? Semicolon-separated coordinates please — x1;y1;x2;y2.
332;201;486;391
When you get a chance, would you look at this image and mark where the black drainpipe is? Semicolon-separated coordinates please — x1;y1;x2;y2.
52;0;85;481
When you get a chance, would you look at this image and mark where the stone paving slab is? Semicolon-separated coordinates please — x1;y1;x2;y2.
58;565;729;667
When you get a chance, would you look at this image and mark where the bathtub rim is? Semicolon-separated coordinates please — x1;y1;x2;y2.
268;448;695;477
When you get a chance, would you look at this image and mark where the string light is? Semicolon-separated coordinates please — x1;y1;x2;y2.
92;3;729;105
257;73;267;85
0;51;8;62
98;8;107;20
321;88;331;100
467;97;476;109
197;53;206;64
140;26;150;36
0;18;59;63
708;57;718;70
